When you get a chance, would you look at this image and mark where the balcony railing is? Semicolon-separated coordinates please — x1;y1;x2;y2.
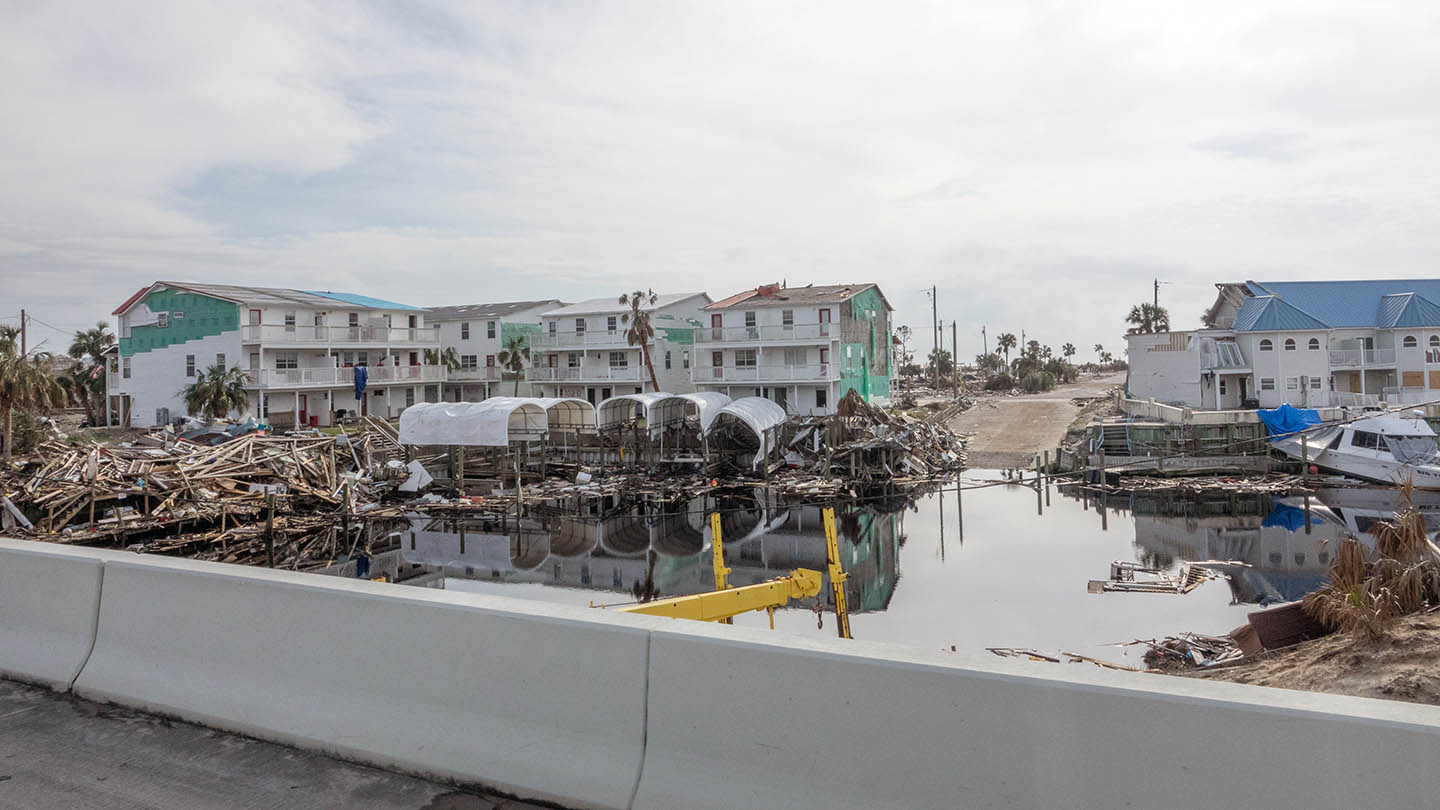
529;365;640;382
533;330;630;349
246;364;446;388
240;324;438;345
1329;348;1396;367
700;363;834;382
1382;386;1433;406
695;323;835;343
448;367;507;382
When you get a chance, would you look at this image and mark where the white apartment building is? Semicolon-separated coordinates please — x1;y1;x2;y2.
693;282;893;416
427;300;564;401
1127;279;1440;410
530;293;711;403
106;281;443;428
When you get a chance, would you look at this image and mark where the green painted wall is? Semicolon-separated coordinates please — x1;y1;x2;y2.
837;286;892;401
654;314;700;344
499;321;540;349
119;290;240;356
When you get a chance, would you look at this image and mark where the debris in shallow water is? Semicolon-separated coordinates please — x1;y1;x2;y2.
1087;560;1226;594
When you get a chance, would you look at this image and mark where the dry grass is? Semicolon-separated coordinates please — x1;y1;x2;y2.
1303;478;1440;639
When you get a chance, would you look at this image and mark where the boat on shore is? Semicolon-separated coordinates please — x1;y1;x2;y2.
1274;412;1440;490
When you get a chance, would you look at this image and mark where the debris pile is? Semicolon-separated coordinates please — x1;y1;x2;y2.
1123;634;1244;670
1087;560;1226;595
786;390;968;482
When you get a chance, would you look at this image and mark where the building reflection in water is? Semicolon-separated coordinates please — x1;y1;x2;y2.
399;488;905;613
1079;485;1440;606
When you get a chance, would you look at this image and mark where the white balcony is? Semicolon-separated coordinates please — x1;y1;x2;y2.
240;324;438;345
1329;348;1396;368
699;363;835;383
530;365;640;382
448;367;506;382
246;364;446;389
1382;386;1433;406
533;330;630;350
695;323;836;344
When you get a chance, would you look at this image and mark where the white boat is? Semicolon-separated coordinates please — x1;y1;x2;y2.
1275;412;1440;490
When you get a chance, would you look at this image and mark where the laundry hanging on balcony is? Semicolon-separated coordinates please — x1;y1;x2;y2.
354;365;368;401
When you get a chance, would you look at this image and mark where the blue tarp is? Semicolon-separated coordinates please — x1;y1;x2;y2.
1261;502;1324;531
354;365;368;401
1257;403;1322;440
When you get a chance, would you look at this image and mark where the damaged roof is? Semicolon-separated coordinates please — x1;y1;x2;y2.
426;300;565;321
705;283;890;311
113;281;423;314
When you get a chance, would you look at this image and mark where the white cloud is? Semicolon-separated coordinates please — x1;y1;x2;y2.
3;0;1440;358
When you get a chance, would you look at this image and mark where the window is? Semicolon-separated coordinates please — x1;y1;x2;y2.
461;322;470;340
185;354;195;377
1286;377;1299;390
609;351;628;368
606;316;617;332
1310;377;1322;389
816;388;827;409
1284;338;1296;351
783;348;806;366
486;355;495;367
156;312;169;328
487;321;496;339
122;358;131;379
215;353;225;370
172;311;184;320
1219;379;1227;396
1352;430;1380;450
782;310;794;329
745;312;756;328
1308;338;1320;350
284;312;296;331
408;351;419;366
275;352;298;370
109;357;118;375
567;352;580;368
460;355;478;370
548;321;557;335
1260;377;1275;391
356;351;369;366
735;349;757;368
1404;335;1419;348
1258;339;1272;352
405;388;415;408
682;350;690;369
348;312;359;328
575;318;586;334
664;350;672;370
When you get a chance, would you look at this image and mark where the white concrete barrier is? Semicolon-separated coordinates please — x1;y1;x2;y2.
634;622;1440;810
0;537;113;690
73;555;654;810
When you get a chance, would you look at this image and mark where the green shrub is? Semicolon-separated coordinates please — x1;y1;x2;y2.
985;373;1015;391
9;408;47;454
1020;371;1056;393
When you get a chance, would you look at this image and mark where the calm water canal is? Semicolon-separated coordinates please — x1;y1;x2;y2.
392;471;1428;665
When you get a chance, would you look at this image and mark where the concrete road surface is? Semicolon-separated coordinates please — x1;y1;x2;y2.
0;679;555;810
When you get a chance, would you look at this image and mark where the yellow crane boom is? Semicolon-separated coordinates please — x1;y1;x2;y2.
616;569;822;623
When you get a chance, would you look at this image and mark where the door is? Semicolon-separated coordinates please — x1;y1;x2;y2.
1239;378;1249;402
818;308;831;337
360;393;368;417
298;395;308;426
602;387;612;400
711;314;723;340
587;387;597;405
249;309;261;325
712;351;724;379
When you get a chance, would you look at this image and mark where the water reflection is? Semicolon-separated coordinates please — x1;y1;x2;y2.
400;490;903;613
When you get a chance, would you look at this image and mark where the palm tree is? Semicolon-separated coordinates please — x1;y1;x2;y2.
0;326;66;459
1125;303;1170;334
619;289;661;392
1093;343;1104;361
423;347;461;373
495;334;530;396
1025;339;1041;359
179;364;251;422
997;332;1017;368
1062;343;1076;361
67;321;113;426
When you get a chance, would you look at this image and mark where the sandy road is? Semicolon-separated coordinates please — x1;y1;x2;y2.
948;373;1124;469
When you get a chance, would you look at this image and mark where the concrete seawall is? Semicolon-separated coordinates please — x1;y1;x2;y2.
4;536;1439;810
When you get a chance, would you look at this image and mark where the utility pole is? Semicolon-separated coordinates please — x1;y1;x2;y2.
951;320;958;396
981;325;988;357
1154;278;1159;308
19;309;26;358
930;285;939;388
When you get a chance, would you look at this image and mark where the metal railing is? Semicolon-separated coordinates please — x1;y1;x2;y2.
1382;387;1432;406
700;363;834;382
532;330;631;349
246;364;446;387
1329;348;1396;367
447;367;506;381
240;324;438;344
529;365;640;382
1333;392;1382;408
695;323;835;343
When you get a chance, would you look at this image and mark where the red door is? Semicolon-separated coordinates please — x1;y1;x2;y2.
298;394;308;425
711;314;723;340
818;308;831;337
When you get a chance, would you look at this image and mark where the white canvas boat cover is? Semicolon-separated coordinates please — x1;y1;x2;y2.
398;398;549;446
704;396;788;468
678;392;732;432
596;393;690;437
532;397;597;433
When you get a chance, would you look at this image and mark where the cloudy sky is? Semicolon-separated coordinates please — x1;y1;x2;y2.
4;1;1439;360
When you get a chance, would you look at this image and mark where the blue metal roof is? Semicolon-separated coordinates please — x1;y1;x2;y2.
1245;279;1440;328
1231;295;1329;332
302;290;424;311
1376;292;1440;328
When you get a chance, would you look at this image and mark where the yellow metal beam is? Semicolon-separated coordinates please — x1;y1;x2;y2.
823;507;852;639
616;569;823;623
